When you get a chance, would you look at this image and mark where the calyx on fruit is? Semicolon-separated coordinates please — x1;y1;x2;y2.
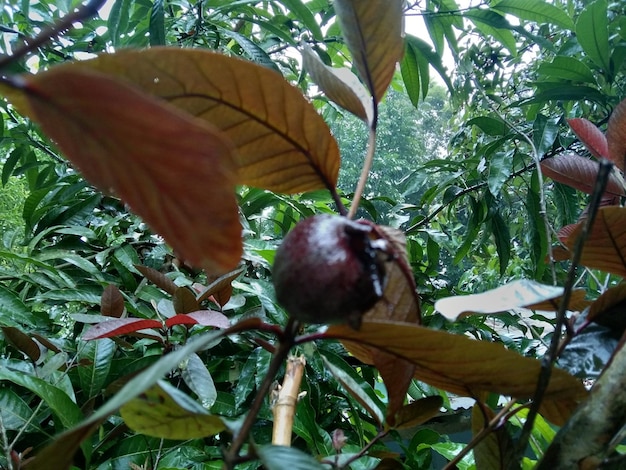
272;214;388;329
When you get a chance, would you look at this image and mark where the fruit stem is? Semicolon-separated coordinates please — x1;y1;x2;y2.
222;317;299;469
348;127;376;219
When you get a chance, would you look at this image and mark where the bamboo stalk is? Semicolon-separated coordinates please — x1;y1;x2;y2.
271;355;306;446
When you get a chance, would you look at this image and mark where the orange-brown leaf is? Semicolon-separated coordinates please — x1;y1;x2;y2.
5;68;241;273
302;45;372;123
471;404;516;469
607;97;626;171
325;321;587;424
334;0;404;104
101;285;125;318
587;283;626;333
1;326;41;362
68;48;340;194
564;206;626;277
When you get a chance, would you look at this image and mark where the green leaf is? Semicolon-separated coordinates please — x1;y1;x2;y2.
404;35;454;94
149;0;165;46
526;171;548;278
467;116;508;136
465;9;517;56
489;209;511;276
282;0;323;41
0;388;41;432
400;38;421;107
181;353;217;409
536;56;596;84
533;114;559;155
78;338;115;399
492;0;574;30
256;445;326;470
321;352;385;426
576;0;610;72
120;381;225;439
234;347;259;409
488;152;512;196
0;368;83;429
0;285;38;328
107;0;131;47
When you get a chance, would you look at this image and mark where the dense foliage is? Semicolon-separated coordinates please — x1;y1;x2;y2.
0;1;625;469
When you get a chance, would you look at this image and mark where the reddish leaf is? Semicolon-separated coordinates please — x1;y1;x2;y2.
164;310;229;329
541;154;625;196
100;285;125;318
557;224;578;242
173;287;200;314
83;318;163;340
567;118;608;159
607;97;626;171
1;326;41;362
373;350;415;426
135;265;178;295
564;206;626;277
197;267;245;306
2;68;241;274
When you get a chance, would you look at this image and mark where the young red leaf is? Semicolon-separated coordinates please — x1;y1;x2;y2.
541;154;625;196
135;264;178;295
3;68;241;274
567;118;608;159
1;326;41;362
607;97;626;171
83;318;163;340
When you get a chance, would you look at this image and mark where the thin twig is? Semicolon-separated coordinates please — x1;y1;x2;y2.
0;0;107;70
222;317;299;469
511;159;613;469
348;127;377;219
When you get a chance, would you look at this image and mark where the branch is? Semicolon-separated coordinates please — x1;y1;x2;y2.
511;159;613;468
271;355;306;446
0;0;107;70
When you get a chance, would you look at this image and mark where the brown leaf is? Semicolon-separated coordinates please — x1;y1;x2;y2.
587;283;626;334
393;396;443;430
567;118;608;159
607;97;626;171
101;285;125;318
67;48;340;193
173;287;200;314
564;206;626;277
471;404;516;470
301;45;372;123
334;0;404;104
435;279;587;321
135;265;178;295
3;68;241;274
373;350;415;426
541;154;625;197
1;326;40;362
325;320;587;425
196;266;245;306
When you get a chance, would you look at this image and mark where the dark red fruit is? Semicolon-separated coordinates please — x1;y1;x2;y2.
272;214;386;329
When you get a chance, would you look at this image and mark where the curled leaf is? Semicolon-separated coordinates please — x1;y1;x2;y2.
302;45;372;123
